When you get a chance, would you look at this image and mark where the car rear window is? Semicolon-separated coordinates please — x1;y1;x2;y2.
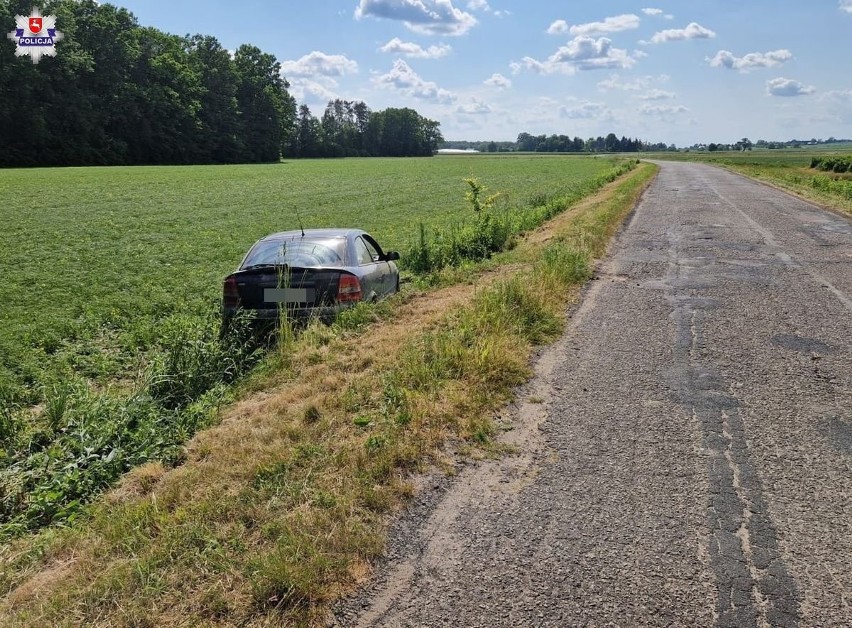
242;237;346;268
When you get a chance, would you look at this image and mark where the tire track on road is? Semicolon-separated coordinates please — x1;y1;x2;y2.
662;177;801;628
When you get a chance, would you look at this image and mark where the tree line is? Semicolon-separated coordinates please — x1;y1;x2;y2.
516;132;671;153
441;134;675;154
287;100;443;158
0;0;442;167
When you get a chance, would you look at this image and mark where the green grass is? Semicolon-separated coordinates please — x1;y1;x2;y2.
0;155;630;537
0;156;618;405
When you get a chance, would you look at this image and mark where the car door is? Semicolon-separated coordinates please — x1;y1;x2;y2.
361;235;394;297
354;236;384;300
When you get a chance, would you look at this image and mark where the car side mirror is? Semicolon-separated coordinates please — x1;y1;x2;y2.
384;251;400;261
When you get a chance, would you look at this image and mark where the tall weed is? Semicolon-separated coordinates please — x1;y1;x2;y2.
401;159;637;274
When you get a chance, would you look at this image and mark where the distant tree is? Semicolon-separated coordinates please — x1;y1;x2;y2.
364;108;442;157
316;99;373;156
734;137;753;152
516;132;538;152
290;104;322;158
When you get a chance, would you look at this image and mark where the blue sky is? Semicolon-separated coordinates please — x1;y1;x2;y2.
115;1;852;145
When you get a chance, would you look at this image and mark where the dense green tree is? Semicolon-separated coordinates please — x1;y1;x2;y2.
0;1;298;166
118;27;205;164
604;133;619;152
288;104;322;158
363;107;441;157
0;1;443;166
233;45;290;163
186;34;243;163
516;132;537;152
325;99;371;157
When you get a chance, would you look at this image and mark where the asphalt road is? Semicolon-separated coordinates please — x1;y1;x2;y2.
336;162;852;628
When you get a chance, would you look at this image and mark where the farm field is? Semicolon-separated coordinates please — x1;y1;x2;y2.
0;154;632;536
0;155;620;405
642;148;852;212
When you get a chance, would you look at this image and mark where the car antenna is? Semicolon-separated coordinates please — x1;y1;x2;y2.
295;209;305;237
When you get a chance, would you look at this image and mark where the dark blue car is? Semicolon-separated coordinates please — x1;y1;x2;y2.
222;228;400;324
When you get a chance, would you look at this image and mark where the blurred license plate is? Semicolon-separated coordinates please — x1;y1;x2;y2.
264;288;308;303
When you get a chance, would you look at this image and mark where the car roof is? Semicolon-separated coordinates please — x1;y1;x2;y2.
258;228;365;242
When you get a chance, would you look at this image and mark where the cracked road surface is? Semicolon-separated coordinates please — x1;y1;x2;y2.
337;162;852;627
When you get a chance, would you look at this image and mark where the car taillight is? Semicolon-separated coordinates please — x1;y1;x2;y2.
223;276;240;307
337;274;362;303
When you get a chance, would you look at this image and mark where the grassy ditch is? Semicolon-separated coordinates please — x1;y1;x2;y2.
0;163;657;626
728;163;852;214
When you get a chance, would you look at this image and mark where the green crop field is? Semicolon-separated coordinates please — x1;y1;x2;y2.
0;155;619;401
0;154;631;536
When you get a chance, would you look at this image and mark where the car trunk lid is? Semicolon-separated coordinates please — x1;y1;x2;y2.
231;266;342;308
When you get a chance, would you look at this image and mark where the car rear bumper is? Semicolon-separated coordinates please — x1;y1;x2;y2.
223;303;352;325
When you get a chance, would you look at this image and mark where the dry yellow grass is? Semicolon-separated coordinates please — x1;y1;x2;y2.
0;162;658;627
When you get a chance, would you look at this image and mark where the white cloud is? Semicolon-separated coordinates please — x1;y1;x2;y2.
280;52;358;105
467;0;489;10
547;19;569;35
640;104;689;116
648;22;716;44
559;100;610;119
380;37;451;58
288;80;338;105
639;89;676;100
708;49;792;71
374;59;457;103
824;89;852;101
597;73;669;91
642;7;673;19
570;14;641;36
513;36;636;75
456;98;492;114
354;0;478;36
841;1;852;14
766;77;816;97
484;72;511;89
280;51;358;78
